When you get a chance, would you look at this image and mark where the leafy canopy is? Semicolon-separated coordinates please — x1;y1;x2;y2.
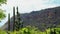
0;9;6;21
0;0;7;5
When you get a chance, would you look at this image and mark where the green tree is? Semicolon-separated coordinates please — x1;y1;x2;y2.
0;9;6;21
0;0;7;21
0;0;7;5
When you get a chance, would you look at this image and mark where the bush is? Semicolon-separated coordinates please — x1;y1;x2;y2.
1;26;60;34
0;29;7;34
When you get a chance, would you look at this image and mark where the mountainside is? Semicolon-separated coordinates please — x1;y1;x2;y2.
2;6;60;31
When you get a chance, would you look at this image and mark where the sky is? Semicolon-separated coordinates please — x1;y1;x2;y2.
0;0;60;27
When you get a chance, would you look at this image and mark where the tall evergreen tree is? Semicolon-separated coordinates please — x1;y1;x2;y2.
8;13;10;31
12;6;23;31
13;7;15;31
14;6;20;31
7;13;10;34
15;6;23;31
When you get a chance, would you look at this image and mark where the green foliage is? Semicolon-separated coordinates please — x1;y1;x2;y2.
18;26;41;34
0;9;6;21
1;26;60;34
0;29;7;34
0;0;7;5
0;26;41;34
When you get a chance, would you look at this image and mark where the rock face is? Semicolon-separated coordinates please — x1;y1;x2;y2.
2;6;60;31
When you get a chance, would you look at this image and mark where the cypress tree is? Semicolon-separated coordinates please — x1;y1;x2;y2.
13;7;15;31
7;13;10;34
15;6;23;31
8;13;10;31
12;6;23;31
15;6;20;31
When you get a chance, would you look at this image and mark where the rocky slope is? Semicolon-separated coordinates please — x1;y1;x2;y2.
2;6;60;31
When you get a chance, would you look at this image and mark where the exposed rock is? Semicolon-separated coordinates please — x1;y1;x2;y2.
2;6;60;31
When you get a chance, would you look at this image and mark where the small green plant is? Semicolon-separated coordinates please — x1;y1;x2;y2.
1;26;60;34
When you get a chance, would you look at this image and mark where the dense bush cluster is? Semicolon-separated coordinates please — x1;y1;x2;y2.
0;26;60;34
